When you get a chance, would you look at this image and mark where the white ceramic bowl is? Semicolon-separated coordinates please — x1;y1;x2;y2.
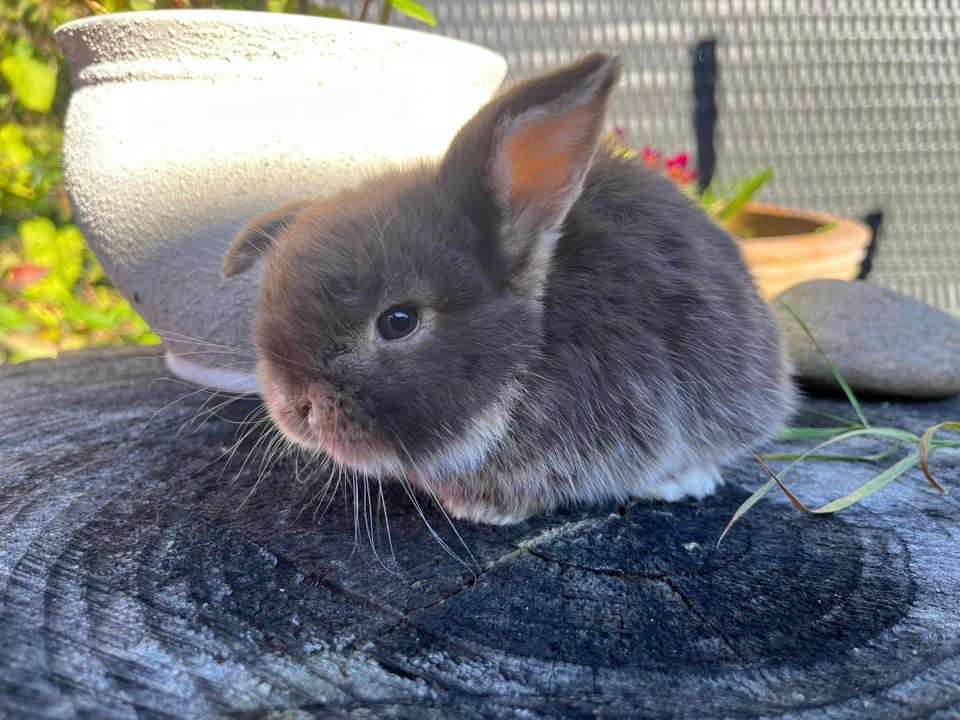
56;10;507;393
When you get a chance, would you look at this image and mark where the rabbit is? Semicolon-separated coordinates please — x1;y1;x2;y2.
223;53;796;525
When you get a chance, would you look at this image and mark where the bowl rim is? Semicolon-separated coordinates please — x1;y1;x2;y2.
54;9;508;70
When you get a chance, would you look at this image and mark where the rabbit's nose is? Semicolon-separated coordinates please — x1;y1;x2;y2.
305;402;318;431
300;385;327;432
277;386;310;423
289;398;308;418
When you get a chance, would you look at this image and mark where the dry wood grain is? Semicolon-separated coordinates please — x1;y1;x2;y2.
2;347;959;718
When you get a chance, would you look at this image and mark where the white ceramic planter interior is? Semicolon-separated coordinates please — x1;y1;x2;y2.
55;10;507;393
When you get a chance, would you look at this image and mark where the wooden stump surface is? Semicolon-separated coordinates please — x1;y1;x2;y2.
2;346;959;719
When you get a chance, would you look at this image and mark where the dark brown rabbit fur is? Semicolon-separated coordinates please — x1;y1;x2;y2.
224;54;795;524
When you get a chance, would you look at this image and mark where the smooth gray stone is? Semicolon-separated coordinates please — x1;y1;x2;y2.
773;279;960;399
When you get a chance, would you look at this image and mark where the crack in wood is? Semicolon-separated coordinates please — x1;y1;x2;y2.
479;516;608;574
525;549;752;666
370;515;610;632
656;574;751;667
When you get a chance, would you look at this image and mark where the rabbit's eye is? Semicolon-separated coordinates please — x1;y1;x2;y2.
376;306;419;340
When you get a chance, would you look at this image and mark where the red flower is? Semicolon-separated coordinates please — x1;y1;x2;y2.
665;152;689;170
665;153;700;185
641;146;660;168
617;135;700;187
3;263;49;293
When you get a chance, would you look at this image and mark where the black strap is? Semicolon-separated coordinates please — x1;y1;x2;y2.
692;38;718;193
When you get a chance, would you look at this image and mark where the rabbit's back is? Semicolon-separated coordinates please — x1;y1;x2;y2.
480;150;795;519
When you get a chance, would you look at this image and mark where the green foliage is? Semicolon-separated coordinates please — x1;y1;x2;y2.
0;216;156;362
0;122;67;231
1;0;158;364
698;168;774;226
1;37;57;113
385;0;436;26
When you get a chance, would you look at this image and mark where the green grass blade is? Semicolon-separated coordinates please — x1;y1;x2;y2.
762;441;903;464
718;477;778;547
832;426;919;443
776;299;870;428
719;439;834;546
794;406;862;426
722;428;918;543
777;427;915;477
918;421;960;492
776;426;864;440
809;452;920;513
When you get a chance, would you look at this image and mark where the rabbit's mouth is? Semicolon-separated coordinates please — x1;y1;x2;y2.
320;432;404;477
259;368;404;477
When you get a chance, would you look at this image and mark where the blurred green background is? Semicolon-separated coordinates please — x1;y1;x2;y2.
1;0;160;364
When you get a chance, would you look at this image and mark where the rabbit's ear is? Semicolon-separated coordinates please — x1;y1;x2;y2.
492;54;620;240
222;201;311;278
442;54;621;286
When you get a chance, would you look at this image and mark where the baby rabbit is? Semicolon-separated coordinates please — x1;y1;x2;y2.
223;53;795;524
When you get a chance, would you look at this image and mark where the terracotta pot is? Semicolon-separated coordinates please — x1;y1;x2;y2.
55;10;507;393
729;203;872;300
